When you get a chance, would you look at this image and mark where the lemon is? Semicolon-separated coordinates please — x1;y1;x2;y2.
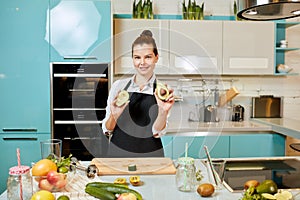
261;193;276;199
274;191;293;200
31;190;55;200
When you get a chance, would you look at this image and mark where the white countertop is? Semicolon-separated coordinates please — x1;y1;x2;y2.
2;158;300;200
0;160;242;200
251;118;300;139
166;120;272;136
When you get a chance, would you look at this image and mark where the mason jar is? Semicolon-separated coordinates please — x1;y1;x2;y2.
7;166;32;200
175;157;196;192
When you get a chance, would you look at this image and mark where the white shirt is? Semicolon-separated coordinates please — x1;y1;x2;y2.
102;74;168;137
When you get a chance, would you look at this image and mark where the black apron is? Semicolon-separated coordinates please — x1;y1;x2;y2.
107;80;164;157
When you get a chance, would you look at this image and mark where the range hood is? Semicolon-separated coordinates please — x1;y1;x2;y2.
237;0;300;20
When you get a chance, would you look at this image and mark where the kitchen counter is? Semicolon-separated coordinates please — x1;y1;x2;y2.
0;160;242;200
166;120;272;136
251;118;300;139
1;158;300;200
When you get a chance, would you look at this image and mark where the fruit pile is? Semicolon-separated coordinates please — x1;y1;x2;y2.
31;155;72;192
241;179;293;200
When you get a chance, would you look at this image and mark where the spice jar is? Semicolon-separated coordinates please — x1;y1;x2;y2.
175;157;196;192
7;166;32;200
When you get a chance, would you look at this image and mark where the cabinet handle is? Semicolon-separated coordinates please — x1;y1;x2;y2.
3;137;38;141
2;128;38;132
63;56;97;60
63;137;91;140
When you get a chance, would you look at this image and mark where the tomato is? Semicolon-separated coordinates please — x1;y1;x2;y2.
30;190;55;200
32;159;57;176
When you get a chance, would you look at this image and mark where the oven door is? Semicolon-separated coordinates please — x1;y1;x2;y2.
51;62;110;159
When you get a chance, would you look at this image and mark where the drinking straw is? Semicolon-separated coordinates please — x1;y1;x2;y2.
203;145;218;186
17;148;23;200
185;142;188;158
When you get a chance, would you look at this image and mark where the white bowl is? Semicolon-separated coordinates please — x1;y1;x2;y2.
277;64;293;73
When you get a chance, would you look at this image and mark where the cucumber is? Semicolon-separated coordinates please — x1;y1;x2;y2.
92;185;143;200
85;186;116;200
86;182;128;188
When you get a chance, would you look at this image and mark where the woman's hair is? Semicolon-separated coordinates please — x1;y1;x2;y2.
131;30;158;57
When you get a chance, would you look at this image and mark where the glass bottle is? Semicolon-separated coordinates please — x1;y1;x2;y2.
7;166;33;200
175;157;196;192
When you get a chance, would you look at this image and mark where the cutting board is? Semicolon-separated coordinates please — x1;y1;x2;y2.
91;157;176;175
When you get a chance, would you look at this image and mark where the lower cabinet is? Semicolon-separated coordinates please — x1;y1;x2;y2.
162;136;230;159
229;133;286;157
162;133;286;160
0;133;50;194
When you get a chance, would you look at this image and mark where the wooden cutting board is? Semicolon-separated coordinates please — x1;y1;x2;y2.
91;157;176;175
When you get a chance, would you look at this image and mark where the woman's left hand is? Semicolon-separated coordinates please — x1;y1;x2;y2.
154;87;175;113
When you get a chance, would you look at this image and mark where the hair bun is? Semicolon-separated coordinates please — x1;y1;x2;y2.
140;30;153;37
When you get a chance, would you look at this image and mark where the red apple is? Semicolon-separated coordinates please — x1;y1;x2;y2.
47;170;60;184
38;178;54;191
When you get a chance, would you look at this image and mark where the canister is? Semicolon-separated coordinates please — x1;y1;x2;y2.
7;166;32;200
175;157;196;192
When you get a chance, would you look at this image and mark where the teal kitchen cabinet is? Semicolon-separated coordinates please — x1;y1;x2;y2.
167;136;230;159
0;0;50;134
0;0;51;193
0;133;50;193
49;0;111;62
229;133;286;157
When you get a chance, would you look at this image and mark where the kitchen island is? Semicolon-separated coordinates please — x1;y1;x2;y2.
0;159;242;200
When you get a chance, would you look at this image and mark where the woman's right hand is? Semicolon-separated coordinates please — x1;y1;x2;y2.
110;91;129;121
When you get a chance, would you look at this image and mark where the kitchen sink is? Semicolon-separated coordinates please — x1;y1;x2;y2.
205;157;300;192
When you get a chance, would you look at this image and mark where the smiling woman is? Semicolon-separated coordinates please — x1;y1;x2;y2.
102;30;175;157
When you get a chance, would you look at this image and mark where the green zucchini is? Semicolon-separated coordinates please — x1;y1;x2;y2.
85;186;116;200
88;185;143;200
101;185;142;200
86;182;128;188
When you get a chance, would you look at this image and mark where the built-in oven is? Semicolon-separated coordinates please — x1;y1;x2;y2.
50;62;110;160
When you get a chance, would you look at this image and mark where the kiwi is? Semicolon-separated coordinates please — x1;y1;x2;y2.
116;90;129;107
197;183;215;197
156;82;169;100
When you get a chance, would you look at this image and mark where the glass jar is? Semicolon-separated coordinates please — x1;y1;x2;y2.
175;157;196;192
7;166;32;200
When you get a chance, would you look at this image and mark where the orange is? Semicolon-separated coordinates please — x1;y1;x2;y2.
30;190;55;200
32;159;57;176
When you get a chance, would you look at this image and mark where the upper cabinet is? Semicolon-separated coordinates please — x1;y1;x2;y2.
49;0;111;62
114;19;276;75
169;20;223;75
0;0;50;133
223;21;275;75
114;19;169;74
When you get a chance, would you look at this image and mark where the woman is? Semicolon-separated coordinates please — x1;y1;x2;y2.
102;30;174;157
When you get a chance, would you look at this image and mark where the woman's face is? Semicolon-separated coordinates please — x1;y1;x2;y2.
132;43;158;77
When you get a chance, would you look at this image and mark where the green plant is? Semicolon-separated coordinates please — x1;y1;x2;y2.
132;0;153;19
182;0;204;20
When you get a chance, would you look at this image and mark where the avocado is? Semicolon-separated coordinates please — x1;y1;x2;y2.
157;82;169;101
116;90;129;107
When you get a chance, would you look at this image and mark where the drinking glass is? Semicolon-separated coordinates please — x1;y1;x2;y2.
40;139;62;159
206;159;226;189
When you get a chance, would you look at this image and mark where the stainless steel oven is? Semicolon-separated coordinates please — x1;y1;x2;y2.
50;62;111;160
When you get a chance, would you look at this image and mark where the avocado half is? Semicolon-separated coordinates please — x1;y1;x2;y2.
157;82;169;101
116;90;129;107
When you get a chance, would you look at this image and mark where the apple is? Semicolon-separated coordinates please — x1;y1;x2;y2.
38;178;54;191
55;178;67;189
47;170;60;185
